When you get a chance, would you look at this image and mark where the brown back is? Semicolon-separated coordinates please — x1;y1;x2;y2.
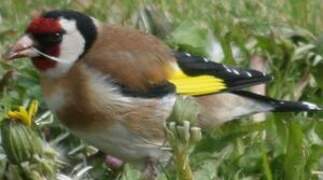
82;25;175;92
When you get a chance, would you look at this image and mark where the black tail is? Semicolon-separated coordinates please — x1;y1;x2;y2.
232;90;322;112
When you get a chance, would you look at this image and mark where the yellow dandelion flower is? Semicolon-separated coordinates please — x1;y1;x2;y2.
7;100;39;126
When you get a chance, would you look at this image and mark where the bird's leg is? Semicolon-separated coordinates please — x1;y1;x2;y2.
105;155;124;170
141;158;158;180
104;154;124;178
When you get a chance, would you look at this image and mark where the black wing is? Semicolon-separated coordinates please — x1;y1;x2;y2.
168;52;272;96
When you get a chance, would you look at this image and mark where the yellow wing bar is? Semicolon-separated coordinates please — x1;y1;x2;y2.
169;70;227;96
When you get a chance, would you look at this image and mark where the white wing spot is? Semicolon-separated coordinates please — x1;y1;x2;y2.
203;57;209;62
223;65;232;73
226;68;232;73
233;69;240;75
246;72;252;77
185;53;191;57
302;102;320;110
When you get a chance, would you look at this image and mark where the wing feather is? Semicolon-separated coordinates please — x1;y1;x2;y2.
169;52;272;96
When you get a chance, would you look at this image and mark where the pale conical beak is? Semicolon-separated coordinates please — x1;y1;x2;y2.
3;35;38;60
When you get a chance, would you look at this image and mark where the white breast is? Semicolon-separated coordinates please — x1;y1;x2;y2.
68;65;175;163
43;87;66;112
71;122;170;163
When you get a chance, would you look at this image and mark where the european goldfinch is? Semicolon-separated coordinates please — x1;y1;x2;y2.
4;10;321;169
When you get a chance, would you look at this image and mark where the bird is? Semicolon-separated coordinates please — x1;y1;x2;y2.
4;9;321;175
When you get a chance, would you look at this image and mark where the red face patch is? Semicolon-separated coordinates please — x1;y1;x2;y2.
31;58;57;71
27;17;62;71
31;43;60;71
27;17;61;34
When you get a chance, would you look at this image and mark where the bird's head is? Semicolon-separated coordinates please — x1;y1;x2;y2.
4;10;98;77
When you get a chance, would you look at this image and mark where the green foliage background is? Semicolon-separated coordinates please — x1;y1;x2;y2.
0;0;323;179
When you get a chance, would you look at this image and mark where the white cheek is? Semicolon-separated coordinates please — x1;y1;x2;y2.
42;18;85;78
59;19;85;63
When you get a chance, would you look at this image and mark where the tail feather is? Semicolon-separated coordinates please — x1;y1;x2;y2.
232;90;322;112
196;91;321;128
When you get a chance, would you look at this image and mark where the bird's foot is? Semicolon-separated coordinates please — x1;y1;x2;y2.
141;158;158;180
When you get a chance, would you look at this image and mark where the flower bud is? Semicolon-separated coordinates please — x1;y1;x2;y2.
176;126;188;143
182;121;191;142
1;120;43;164
190;127;202;143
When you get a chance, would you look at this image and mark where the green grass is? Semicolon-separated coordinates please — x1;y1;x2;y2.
0;0;323;179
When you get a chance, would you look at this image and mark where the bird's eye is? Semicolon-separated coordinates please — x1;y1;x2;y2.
46;32;63;43
33;32;63;45
52;33;63;42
